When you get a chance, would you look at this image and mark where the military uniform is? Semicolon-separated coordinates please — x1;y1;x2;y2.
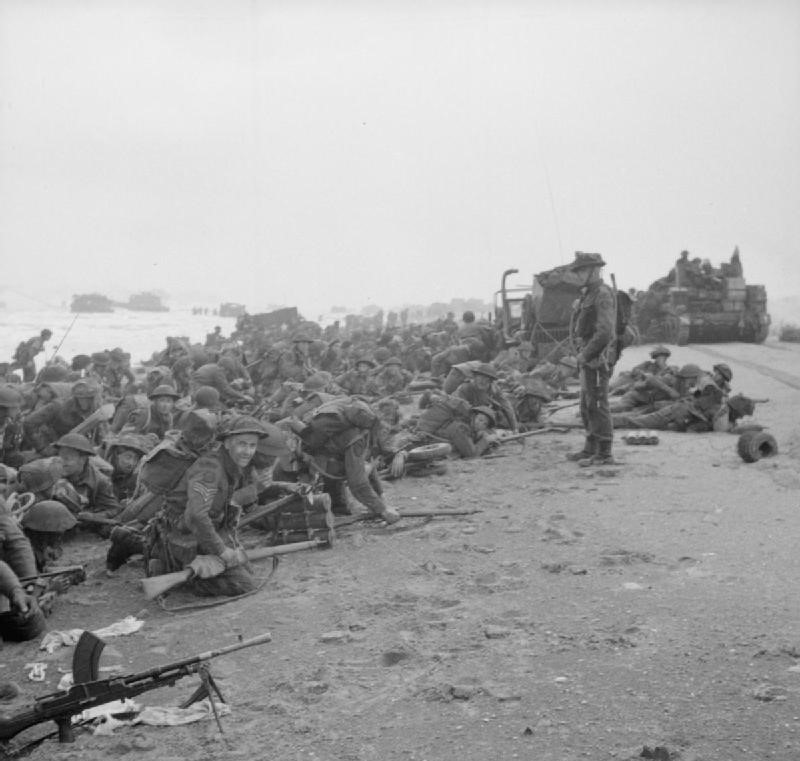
0;386;24;468
334;369;381;398
415;394;491;458
0;514;46;642
569;252;616;464
191;363;249;404
22;382;104;453
613;375;725;432
147;416;267;596
454;379;517;431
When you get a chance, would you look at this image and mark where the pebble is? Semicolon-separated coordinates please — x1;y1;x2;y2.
484;625;512;639
451;684;480;700
319;631;349;644
461;526;477;535
0;682;20;701
622;582;645;590
753;683;788;701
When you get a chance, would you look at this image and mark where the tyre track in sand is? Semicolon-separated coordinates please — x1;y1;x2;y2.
691;345;800;390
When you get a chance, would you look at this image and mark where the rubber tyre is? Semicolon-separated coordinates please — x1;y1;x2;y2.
737;431;778;463
406;443;452;462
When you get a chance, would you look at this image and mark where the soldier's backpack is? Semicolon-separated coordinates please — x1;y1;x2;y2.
137;435;199;496
302;397;379;451
613;290;635;362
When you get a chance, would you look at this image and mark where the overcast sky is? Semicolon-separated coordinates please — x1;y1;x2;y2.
1;0;798;315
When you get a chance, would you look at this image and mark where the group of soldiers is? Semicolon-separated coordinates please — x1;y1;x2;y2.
0;251;758;636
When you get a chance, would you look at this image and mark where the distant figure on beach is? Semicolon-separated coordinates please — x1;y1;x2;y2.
12;329;52;382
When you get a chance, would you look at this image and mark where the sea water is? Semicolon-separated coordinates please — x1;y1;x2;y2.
0;308;240;372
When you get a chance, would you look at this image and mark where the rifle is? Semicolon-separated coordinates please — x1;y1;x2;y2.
0;631;272;744
17;565;86;586
494;426;569;445
49;313;80;361
68;403;116;437
238;492;300;529
141;538;327;600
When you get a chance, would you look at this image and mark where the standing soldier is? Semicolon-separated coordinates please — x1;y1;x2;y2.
12;329;52;382
566;252;617;466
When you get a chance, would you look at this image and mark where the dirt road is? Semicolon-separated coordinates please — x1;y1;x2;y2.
3;340;799;761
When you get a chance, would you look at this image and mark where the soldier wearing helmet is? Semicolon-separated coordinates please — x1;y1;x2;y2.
190;362;252;406
143;385;180;439
334;358;381;398
53;433;120;520
11;329;52;382
611;370;727;433
567;252;617;466
20;500;77;572
454;363;518;432
0;509;46;642
274;333;317;384
0;386;25;468
22;379;104;454
374;357;412;396
106;433;158;501
146;415;286;597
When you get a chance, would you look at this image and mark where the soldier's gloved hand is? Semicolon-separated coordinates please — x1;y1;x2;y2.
575;353;586;367
188;554;226;579
231;484;258;508
390;451;407;479
219;546;248;569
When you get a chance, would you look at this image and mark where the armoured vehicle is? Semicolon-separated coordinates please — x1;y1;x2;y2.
635;248;770;345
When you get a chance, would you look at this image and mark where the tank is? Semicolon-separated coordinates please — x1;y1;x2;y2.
635;248;770;345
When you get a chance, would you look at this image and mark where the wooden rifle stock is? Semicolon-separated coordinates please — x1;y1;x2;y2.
141;539;326;600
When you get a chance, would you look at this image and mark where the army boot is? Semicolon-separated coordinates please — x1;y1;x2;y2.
566;436;596;462
579;439;616;467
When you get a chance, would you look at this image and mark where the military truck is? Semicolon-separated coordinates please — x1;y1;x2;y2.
494;264;588;360
635;248;770;345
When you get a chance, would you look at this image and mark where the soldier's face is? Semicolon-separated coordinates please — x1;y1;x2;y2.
472;413;491;432
225;433;260;467
58;448;87;477
474;375;492;391
75;395;94;412
153;397;174;416
115;449;141;475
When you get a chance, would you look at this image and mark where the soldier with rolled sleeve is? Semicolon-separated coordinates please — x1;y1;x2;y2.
566;252;617;466
147;415;277;597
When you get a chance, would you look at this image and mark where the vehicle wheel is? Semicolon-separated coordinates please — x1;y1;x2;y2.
737;431;778;463
406;443;452;462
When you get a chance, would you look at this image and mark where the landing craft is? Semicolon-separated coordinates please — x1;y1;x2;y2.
70;293;114;313
118;292;169;312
